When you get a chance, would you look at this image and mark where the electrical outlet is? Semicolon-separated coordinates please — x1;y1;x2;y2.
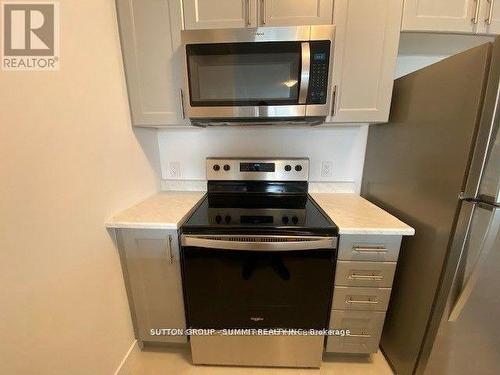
321;161;333;178
169;161;181;178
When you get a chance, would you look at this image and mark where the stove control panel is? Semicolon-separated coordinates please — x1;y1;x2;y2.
208;208;306;226
207;158;309;181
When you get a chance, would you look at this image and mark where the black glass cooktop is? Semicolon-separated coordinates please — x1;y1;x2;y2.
182;193;337;235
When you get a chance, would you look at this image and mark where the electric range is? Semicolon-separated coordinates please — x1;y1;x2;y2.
180;158;338;368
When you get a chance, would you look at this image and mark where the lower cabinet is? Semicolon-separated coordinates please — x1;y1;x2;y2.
327;310;386;353
326;234;402;354
332;286;392;311
335;261;396;288
116;228;187;345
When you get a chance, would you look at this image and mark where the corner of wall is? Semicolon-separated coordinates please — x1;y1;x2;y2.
114;340;140;375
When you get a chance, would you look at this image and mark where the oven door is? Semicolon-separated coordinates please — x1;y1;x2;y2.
181;234;336;330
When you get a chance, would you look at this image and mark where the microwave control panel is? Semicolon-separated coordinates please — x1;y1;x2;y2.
307;41;331;105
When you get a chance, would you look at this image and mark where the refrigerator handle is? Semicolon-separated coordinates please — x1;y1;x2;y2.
459;192;500;210
448;207;500;321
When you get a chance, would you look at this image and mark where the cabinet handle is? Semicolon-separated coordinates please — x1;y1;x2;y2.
348;333;372;338
346;298;379;305
179;89;186;119
330;85;337;116
348;274;383;281
486;0;495;24
472;0;481;24
245;0;251;26
353;246;388;254
167;235;174;264
261;0;266;25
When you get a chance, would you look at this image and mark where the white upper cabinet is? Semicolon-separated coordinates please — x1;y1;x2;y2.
477;0;500;34
402;0;500;35
183;0;334;29
402;0;478;33
328;0;404;123
183;0;257;29
117;0;403;126
260;0;333;26
116;0;186;127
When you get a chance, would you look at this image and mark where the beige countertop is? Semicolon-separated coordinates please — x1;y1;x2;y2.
106;191;206;230
106;191;414;235
310;193;415;236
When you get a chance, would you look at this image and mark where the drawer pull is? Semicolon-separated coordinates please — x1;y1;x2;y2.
346;298;379;305
347;333;372;338
348;274;383;281
353;246;388;253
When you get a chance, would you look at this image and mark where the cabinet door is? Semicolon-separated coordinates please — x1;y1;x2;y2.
402;0;478;33
328;0;403;123
259;0;333;26
183;0;257;29
477;0;500;34
119;229;187;344
326;310;386;353
116;0;186;126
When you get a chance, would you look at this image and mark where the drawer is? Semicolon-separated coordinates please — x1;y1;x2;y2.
338;234;402;262
326;310;386;354
335;261;396;288
332;286;392;312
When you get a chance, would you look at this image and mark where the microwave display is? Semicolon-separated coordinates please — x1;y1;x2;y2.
313;52;327;61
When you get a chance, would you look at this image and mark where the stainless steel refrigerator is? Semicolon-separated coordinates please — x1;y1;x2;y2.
362;38;500;375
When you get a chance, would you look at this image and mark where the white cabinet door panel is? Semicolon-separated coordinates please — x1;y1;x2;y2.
328;0;403;123
402;0;478;33
478;0;500;34
119;229;187;344
116;0;186;126
260;0;333;26
184;0;257;29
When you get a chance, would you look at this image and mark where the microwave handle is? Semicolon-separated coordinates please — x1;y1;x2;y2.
299;42;310;104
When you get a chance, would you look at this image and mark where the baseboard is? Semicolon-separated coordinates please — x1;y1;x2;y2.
114;340;140;375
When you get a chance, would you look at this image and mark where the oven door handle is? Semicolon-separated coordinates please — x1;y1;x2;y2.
181;235;337;251
298;42;310;104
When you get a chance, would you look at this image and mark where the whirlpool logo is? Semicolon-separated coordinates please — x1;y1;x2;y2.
250;317;264;322
2;1;59;70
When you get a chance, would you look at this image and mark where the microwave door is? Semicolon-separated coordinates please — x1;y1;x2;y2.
185;41;305;119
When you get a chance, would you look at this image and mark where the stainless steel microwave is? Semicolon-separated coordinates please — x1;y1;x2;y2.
181;25;335;126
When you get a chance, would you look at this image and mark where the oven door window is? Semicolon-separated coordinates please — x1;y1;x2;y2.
182;247;335;330
186;42;301;106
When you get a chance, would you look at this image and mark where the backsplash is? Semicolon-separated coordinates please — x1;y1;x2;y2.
158;125;368;193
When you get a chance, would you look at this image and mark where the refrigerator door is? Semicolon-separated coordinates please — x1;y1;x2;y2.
419;37;500;375
424;206;500;375
478;112;500;204
423;43;500;374
362;43;493;375
459;118;500;297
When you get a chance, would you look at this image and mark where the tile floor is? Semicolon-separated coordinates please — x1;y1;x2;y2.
128;345;394;375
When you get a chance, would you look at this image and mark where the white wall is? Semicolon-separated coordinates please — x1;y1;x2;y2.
158;125;369;193
0;1;160;374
